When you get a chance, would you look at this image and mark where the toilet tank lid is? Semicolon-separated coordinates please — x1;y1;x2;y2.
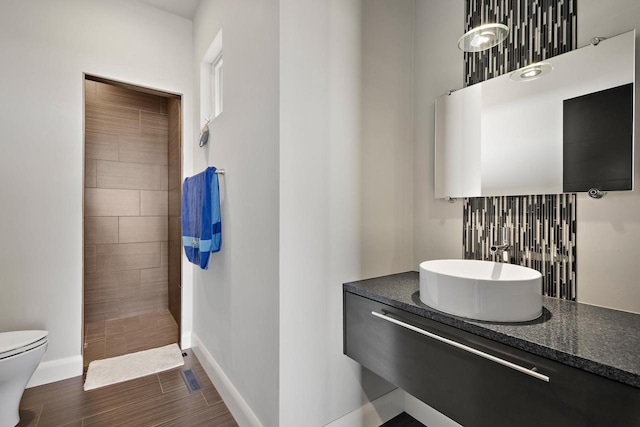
0;330;48;354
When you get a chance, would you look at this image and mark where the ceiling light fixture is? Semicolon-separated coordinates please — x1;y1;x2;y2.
509;62;553;82
458;23;509;52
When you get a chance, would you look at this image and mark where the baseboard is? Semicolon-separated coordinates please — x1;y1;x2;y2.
324;388;404;427
403;392;461;427
188;333;456;427
180;330;192;349
190;333;263;427
26;355;83;388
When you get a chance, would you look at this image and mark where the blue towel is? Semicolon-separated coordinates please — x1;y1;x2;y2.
181;167;222;269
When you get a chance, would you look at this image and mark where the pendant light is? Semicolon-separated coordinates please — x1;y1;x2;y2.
458;23;509;52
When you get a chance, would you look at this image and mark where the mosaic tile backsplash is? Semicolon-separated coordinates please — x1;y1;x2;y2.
462;0;578;300
465;0;577;87
463;195;577;299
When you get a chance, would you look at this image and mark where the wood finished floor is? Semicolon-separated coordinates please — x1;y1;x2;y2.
16;311;417;426
83;311;179;371
18;349;237;427
16;311;235;426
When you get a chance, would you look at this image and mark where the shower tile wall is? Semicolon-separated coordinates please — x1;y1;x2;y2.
462;0;578;299
167;98;182;328
84;80;169;323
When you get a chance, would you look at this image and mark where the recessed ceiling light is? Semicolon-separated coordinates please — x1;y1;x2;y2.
458;23;509;52
510;62;553;82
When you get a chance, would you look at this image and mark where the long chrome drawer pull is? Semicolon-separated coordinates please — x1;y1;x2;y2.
371;311;550;382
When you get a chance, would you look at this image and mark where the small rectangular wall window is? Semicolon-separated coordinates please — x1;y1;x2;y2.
200;29;223;126
212;53;223;118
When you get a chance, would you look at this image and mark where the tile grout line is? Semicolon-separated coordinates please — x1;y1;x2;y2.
202;389;223;407
34;402;44;427
150;392;210;427
157;373;165;394
82;387;202;426
24;349;232;427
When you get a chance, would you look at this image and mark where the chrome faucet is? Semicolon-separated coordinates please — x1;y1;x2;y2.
490;227;511;262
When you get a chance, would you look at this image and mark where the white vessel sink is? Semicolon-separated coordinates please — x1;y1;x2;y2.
419;259;542;322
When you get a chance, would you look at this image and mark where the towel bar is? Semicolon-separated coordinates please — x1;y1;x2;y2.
215;169;225;175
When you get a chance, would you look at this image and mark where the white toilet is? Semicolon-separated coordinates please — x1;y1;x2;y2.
0;330;48;427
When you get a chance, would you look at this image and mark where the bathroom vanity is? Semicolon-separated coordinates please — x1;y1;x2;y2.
343;272;640;426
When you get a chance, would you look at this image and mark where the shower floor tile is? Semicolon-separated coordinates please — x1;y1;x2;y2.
83;310;178;371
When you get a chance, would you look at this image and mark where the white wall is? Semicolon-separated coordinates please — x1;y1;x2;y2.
279;0;414;425
408;1;465;423
191;1;280;426
575;0;640;314
413;0;465;267
0;0;193;385
361;0;415;278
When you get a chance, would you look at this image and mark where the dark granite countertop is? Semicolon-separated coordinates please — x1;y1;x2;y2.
344;271;640;389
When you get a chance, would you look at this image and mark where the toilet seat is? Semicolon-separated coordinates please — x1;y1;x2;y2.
0;331;48;360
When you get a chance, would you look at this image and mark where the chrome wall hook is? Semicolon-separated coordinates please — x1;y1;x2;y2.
444;196;457;203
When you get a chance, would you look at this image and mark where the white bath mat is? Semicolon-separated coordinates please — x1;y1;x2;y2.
84;343;184;391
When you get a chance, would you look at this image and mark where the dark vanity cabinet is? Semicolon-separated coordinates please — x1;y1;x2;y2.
343;291;640;427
